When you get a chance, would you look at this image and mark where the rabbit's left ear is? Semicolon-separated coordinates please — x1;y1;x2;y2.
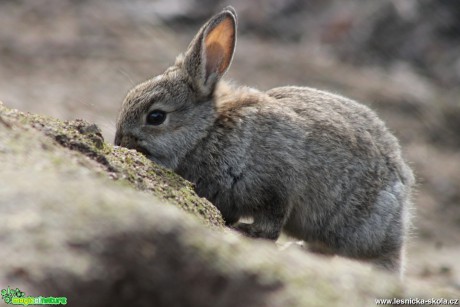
183;7;237;97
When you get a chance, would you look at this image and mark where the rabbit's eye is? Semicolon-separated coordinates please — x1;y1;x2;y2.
146;110;166;125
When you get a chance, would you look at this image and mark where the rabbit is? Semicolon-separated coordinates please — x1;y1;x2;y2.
114;6;414;274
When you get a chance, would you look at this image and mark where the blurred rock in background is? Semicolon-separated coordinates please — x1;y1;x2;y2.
155;0;460;88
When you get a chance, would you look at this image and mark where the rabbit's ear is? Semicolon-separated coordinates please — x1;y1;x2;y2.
183;7;237;97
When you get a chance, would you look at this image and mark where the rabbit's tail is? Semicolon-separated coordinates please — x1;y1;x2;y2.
376;173;413;276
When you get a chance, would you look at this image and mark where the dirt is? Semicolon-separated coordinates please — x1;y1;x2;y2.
1;0;459;292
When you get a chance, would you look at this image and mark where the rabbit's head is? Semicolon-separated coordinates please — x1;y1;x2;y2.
115;7;237;169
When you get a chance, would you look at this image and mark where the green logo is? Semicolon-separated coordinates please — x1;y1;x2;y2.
1;287;67;306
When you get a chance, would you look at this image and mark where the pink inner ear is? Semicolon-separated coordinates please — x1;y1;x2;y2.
204;16;235;77
205;42;225;76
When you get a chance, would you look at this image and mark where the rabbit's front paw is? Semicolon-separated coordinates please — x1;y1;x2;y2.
233;222;280;241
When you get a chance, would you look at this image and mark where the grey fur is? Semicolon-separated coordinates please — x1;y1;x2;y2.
115;7;414;274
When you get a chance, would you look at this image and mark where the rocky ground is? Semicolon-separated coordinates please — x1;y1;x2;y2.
0;102;457;306
1;0;459;301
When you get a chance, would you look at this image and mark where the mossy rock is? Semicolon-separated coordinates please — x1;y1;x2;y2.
0;102;223;228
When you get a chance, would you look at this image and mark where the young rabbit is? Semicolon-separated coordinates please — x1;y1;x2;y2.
115;6;414;274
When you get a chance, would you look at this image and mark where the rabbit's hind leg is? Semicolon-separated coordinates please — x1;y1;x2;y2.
233;217;282;240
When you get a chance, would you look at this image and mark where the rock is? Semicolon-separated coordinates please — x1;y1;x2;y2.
0;102;457;306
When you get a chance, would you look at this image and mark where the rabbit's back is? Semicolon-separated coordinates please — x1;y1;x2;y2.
266;86;414;186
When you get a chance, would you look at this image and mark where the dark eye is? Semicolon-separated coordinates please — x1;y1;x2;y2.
146;110;166;125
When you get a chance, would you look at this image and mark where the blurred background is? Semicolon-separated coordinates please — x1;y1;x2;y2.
0;0;459;290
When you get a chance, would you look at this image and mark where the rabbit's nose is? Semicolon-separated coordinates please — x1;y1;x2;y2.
115;133;139;149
